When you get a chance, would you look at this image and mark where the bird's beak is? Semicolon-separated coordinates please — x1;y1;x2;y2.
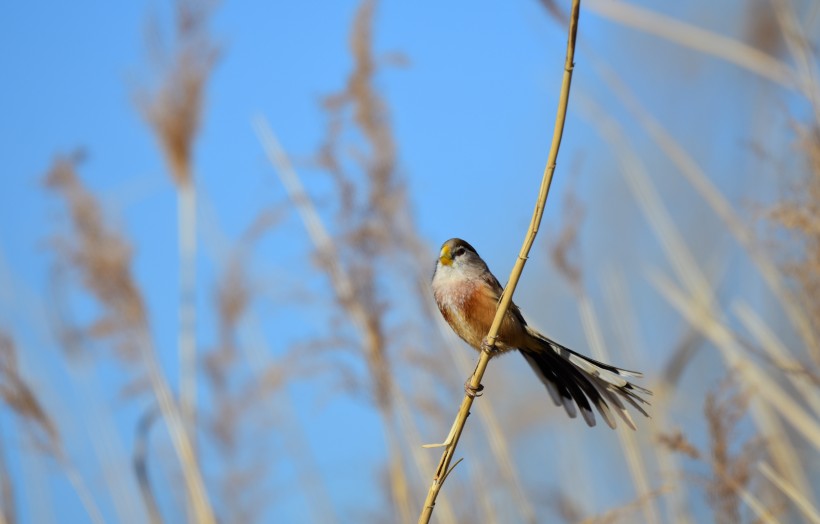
439;244;453;266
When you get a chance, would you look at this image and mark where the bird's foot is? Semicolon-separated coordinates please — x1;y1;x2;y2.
480;337;495;352
464;379;484;398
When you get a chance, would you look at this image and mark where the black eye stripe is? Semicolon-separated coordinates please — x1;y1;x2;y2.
453;246;466;256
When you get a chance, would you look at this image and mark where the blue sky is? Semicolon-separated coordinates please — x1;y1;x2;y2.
2;1;818;522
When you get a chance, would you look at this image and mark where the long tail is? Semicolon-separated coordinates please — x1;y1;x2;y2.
519;327;651;429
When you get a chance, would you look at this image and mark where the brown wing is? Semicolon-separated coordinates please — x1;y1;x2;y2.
476;270;529;349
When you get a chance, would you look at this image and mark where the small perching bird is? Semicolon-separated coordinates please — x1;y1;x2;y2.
431;238;650;429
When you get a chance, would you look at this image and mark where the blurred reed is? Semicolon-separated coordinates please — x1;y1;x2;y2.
138;0;220;459
2;0;819;523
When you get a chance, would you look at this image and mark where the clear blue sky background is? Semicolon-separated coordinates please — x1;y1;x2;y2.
1;1;816;522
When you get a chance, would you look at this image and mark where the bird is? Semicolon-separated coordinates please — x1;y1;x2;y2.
431;238;650;429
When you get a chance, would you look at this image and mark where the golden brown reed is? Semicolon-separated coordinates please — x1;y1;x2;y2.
201;210;285;524
658;378;779;524
138;0;220;474
0;331;104;524
703;380;760;524
0;333;58;453
12;0;820;523
419;1;582;521
656;431;700;460
140;0;219;187
549;189;662;524
769;127;820;341
45;154;146;361
256;0;424;518
542;2;820;523
293;1;418;520
44;154;214;524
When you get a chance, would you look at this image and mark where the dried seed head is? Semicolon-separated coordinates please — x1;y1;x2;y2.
0;333;59;451
45;154;146;360
140;0;219;186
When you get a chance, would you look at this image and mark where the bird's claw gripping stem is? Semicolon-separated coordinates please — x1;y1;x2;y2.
464;379;484;398
481;337;495;352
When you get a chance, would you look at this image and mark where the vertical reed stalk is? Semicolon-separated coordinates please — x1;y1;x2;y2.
418;1;580;521
137;331;215;524
140;0;218;461
601;267;695;524
584;0;797;90
592;57;820;360
577;295;660;524
254;119;417;522
178;181;198;451
759;462;820;524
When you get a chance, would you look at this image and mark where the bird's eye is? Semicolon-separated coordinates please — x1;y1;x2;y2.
453;246;465;257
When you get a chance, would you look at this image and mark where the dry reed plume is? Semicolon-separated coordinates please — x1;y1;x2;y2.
45;153;146;361
141;0;219;187
44;154;215;524
139;0;220;460
5;0;820;523
0;331;102;524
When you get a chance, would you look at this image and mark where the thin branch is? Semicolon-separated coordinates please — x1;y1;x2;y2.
417;1;581;521
140;0;219;462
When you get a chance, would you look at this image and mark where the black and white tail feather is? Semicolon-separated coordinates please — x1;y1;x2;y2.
520;326;651;429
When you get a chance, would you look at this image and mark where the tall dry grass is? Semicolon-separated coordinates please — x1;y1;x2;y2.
2;0;820;523
44;154;214;524
139;0;220;457
0;330;102;524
